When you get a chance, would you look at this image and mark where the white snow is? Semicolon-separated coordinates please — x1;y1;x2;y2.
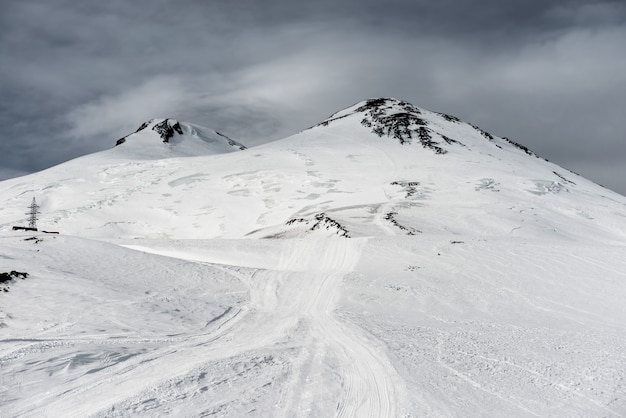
1;99;626;416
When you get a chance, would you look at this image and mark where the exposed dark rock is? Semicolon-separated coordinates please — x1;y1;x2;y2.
417;127;446;154
152;119;183;143
1;271;29;292
470;124;494;141
315;114;350;128
353;99;448;154
553;171;576;185
436;112;461;123
356;98;393;110
115;119;246;150
285;218;306;225
440;134;461;145
216;131;247;150
135;120;152;133
286;213;350;238
384;212;420;235
503;137;536;157
0;271;28;283
311;99;543;158
391;181;421;198
354;98;417;114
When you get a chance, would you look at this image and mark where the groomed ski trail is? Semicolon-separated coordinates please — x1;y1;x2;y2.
270;238;408;418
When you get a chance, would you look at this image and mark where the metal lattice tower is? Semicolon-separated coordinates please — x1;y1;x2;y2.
26;197;40;230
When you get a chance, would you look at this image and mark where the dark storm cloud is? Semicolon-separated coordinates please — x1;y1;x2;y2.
1;0;625;194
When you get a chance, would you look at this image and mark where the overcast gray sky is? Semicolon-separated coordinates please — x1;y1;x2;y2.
1;0;625;194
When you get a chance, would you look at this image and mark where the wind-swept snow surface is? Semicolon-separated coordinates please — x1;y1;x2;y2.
1;98;626;416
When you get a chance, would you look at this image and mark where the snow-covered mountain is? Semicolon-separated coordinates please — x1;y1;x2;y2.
1;98;626;417
112;118;246;159
1;98;624;242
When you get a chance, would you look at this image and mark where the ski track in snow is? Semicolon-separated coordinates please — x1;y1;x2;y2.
205;238;405;417
268;238;405;417
1;238;404;417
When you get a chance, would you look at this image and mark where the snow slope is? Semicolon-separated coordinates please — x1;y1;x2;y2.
1;98;626;417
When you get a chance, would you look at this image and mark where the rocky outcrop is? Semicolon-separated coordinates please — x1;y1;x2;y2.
152;119;184;143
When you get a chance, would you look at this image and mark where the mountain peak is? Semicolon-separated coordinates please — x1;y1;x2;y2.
312;98;539;158
115;118;185;146
111;118;246;159
143;118;183;143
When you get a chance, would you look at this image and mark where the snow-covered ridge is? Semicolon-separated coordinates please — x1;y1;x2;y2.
116;118;184;144
111;118;246;159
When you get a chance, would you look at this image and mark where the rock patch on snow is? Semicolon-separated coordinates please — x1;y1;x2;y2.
383;212;420;235
285;213;350;238
0;270;28;292
390;181;421;199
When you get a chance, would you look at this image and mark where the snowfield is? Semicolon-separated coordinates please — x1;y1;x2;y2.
1;99;626;417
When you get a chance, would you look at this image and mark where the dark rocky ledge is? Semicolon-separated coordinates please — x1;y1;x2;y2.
152;119;184;143
384;212;420;235
391;181;420;198
286;213;350;238
470;124;494;141
216;131;247;150
115;118;183;146
436;112;461;123
503;137;536;156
